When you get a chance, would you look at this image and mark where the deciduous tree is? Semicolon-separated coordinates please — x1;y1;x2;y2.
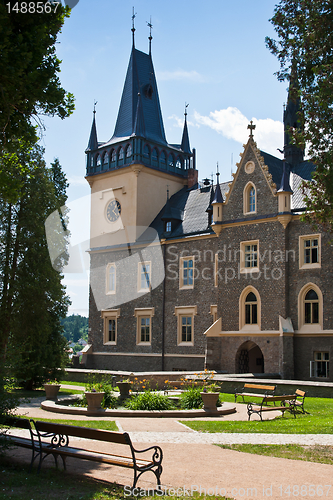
266;0;333;231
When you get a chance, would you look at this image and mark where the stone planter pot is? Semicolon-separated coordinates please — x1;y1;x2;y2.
44;384;61;401
201;392;220;413
117;382;131;402
85;392;105;411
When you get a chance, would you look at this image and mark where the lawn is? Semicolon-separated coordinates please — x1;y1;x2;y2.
181;395;333;434
217;444;333;465
33;418;118;431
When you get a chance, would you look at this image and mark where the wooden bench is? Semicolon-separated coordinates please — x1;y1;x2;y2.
247;395;297;421
235;383;276;403
1;416;39;472
289;389;307;414
33;421;163;489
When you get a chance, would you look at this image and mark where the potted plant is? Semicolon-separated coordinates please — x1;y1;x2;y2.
117;378;132;401
85;381;105;412
200;383;221;413
44;380;61;401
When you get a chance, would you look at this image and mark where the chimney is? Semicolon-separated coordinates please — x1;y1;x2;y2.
187;168;198;189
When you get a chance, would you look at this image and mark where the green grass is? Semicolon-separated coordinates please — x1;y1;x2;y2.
60;380;86;387
217;444;333;465
0;457;232;500
181;395;333;434
30;418;118;431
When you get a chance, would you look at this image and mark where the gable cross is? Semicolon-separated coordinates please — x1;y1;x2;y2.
247;120;256;137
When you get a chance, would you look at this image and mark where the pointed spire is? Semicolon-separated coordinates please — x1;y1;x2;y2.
212;163;224;204
181;103;191;154
284;60;304;165
278;160;293;193
87;102;98;151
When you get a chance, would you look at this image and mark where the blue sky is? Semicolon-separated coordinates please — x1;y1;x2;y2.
42;0;288;316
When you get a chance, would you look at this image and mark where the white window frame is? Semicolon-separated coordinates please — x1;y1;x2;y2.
138;261;151;292
106;263;116;295
240;240;259;274
210;304;218;323
134;308;154;345
174;306;197;346
101;309;120;345
310;352;329;378
299;234;321;269
179;256;195;289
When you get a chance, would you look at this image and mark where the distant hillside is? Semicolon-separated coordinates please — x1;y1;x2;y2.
61;314;88;343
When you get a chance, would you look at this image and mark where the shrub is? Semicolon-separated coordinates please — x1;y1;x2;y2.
125;390;173;411
179;385;203;409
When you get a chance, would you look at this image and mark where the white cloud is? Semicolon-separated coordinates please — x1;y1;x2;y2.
158;70;205;82
194;107;284;156
67;175;89;186
168;114;198;129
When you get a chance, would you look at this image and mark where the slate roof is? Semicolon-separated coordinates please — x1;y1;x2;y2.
149;181;230;239
107;47;167;146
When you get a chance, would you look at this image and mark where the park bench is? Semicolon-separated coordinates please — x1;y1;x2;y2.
234;383;276;403
247;394;297;421
288;389;307;414
1;416;38;472
33;421;163;489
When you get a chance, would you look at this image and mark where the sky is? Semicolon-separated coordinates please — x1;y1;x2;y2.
41;0;289;317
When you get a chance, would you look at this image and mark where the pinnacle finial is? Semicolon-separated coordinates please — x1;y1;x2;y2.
93;100;97;115
185;102;189;118
216;162;220;178
147;16;153;54
247;120;256;137
132;7;137;46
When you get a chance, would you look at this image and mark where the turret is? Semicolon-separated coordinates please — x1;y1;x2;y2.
211;166;224;235
277;161;293;229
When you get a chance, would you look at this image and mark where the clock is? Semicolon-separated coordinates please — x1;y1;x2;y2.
106;199;121;223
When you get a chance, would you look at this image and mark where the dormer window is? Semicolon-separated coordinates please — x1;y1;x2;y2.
103;152;109;165
165;221;171;232
143;144;150;159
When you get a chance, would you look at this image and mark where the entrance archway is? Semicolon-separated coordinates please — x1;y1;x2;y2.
235;340;264;374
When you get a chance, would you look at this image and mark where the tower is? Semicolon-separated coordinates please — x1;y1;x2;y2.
85;22;197;247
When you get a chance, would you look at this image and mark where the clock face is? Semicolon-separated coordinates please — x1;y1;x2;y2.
106;199;121;223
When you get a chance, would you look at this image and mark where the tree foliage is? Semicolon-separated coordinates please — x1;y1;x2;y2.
266;0;333;231
0;144;70;389
0;0;75;150
61;314;88;343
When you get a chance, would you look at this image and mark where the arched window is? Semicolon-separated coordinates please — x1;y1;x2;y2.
126;144;132;158
245;292;258;325
96;154;101;167
152;148;158;166
111;149;116;165
168;154;174;168
160;151;166;167
103;152;109;165
90;156;94;168
143;144;150;159
243;182;256;214
176;156;183;169
118;147;124;165
298;283;323;331
239;286;261;331
304;289;319;324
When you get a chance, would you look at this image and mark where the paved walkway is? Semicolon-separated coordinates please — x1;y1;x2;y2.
8;387;333;500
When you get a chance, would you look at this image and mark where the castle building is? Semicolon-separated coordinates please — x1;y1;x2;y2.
85;28;333;381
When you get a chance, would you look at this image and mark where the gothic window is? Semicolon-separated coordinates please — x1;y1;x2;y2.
152;148;158;166
118;147;124;160
103;151;109;165
143;144;150;159
168;154;174;168
160;151;166;167
176;156;183;169
96;154;101;167
126;144;132;158
111;149;116;165
243;182;256;214
245;292;258;325
304;289;319;324
298;283;323;331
